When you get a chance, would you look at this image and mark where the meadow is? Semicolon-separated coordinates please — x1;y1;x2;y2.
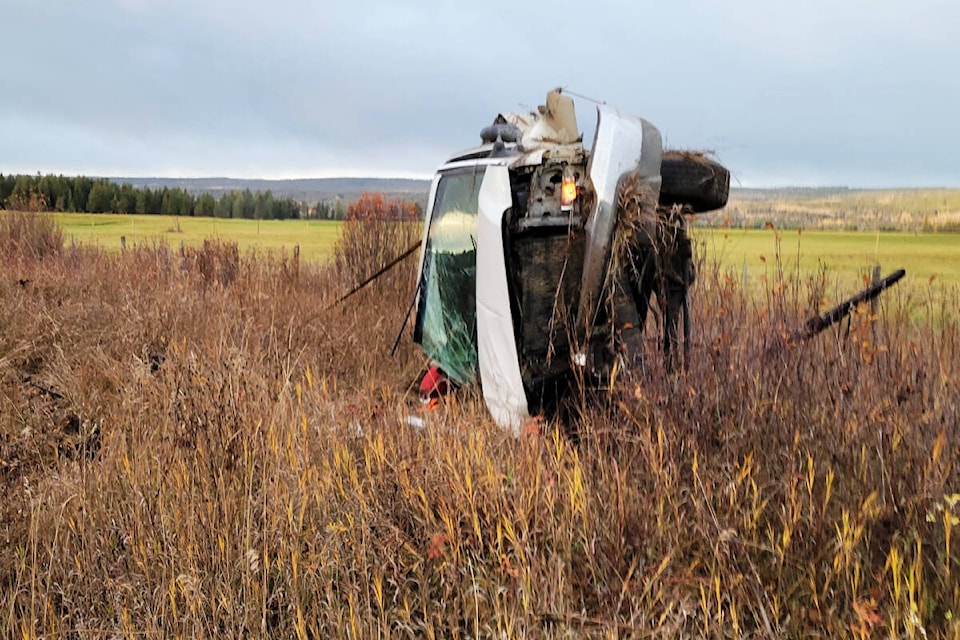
696;227;960;286
54;213;342;263
693;228;959;323
53;212;960;288
52;211;960;323
1;211;958;637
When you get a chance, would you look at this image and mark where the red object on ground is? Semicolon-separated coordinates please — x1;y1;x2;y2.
419;366;449;399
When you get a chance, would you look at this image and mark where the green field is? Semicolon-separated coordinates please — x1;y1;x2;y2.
51;213;959;293
54;213;342;262
694;227;960;290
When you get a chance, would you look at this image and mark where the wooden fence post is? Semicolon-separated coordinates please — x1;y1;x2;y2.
870;264;881;316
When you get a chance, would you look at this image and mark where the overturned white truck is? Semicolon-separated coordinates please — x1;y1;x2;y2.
412;89;729;432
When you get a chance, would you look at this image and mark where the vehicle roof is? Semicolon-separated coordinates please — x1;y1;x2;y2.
441;141;584;171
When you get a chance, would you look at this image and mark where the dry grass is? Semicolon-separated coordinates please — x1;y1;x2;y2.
333;219;422;289
662;150;715;165
0;212;63;261
1;217;958;638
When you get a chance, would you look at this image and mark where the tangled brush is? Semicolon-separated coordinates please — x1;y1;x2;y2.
600;171;696;362
609;170;658;287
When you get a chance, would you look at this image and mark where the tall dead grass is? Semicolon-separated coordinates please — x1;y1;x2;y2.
0;217;957;638
0;211;63;261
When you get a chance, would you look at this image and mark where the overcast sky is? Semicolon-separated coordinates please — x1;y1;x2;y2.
2;0;957;187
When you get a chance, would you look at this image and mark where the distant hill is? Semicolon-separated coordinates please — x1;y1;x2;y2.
108;179;853;207
100;179;960;231
712;186;960;231
111;177;431;206
729;186;853;200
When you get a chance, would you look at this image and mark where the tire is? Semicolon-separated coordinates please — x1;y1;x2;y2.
659;151;730;213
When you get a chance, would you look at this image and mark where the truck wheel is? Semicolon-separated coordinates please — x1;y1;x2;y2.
659;151;730;213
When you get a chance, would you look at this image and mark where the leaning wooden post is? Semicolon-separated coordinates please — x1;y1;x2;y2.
870;264;881;316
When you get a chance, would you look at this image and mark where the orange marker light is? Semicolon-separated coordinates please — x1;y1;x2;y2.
561;176;577;209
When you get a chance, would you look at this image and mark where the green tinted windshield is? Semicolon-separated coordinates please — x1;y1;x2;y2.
414;167;484;385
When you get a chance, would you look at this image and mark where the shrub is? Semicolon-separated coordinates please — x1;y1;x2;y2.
179;239;241;288
332;192;422;293
0;211;63;260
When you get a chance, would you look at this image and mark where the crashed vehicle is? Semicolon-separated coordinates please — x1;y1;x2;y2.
412;89;730;432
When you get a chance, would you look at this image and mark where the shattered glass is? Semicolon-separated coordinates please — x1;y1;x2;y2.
414;167;484;385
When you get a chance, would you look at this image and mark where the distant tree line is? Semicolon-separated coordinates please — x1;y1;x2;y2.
0;174;304;219
313;198;349;220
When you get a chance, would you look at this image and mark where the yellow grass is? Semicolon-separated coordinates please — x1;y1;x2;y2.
53;213;342;262
695;227;960;289
45;213;960;290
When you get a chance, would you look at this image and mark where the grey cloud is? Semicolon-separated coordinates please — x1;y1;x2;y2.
1;0;958;185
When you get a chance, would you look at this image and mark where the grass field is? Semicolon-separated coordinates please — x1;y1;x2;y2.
50;213;960;277
47;212;960;307
54;213;341;263
695;227;960;290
